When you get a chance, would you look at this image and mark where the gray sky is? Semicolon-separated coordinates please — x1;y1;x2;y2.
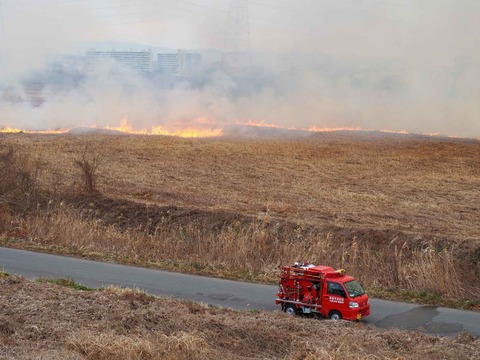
1;0;478;62
0;0;479;137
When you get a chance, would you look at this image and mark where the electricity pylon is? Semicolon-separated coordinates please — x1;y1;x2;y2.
0;0;5;53
223;0;252;75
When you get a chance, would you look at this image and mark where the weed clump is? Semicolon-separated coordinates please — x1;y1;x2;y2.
37;277;93;291
67;331;210;360
74;140;104;195
0;146;42;215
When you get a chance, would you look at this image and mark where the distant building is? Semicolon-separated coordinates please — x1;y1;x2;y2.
23;81;45;107
156;50;202;76
85;49;153;74
156;53;178;74
57;55;85;71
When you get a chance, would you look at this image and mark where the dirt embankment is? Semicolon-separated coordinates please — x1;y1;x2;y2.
1;275;479;360
2;191;479;307
70;194;480;300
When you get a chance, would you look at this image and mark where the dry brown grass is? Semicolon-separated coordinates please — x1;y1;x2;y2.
0;144;43;215
0;132;479;305
1;276;479;360
4;205;477;302
67;330;210;360
3;132;478;239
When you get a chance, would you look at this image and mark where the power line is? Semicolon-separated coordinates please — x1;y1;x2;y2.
0;0;5;49
223;0;252;75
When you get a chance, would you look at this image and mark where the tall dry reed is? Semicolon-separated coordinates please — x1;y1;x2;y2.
6;206;478;299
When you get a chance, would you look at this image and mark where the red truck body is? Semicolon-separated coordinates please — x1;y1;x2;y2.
276;263;370;320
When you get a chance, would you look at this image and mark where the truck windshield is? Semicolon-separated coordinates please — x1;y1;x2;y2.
344;280;365;298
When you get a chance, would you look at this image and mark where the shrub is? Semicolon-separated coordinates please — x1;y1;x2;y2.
0;146;42;214
74;141;104;194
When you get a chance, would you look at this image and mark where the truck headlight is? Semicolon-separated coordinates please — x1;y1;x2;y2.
349;302;359;308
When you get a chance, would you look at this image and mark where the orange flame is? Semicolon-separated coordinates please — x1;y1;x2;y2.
104;118;223;138
308;126;363;132
242;120;283;128
0;118;223;138
104;119;147;135
0;127;69;134
239;121;364;133
0;118;471;139
150;126;223;138
380;129;409;135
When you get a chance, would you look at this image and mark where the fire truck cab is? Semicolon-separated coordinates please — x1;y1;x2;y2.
275;263;370;321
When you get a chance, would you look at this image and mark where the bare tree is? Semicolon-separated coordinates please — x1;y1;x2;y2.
74;140;104;195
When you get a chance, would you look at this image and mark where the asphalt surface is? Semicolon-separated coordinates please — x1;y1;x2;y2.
1;247;479;337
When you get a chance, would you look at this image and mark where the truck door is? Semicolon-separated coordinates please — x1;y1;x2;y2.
324;281;347;311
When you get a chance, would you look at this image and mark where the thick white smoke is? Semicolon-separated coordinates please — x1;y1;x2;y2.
0;0;479;138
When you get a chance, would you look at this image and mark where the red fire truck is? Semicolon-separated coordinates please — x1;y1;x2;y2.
276;262;370;320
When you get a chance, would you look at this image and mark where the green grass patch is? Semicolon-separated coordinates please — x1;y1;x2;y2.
207;303;220;309
37;277;93;291
0;270;10;278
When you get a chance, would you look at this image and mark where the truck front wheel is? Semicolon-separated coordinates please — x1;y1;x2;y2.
329;311;342;320
284;304;297;316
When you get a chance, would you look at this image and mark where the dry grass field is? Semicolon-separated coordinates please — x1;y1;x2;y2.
1;274;479;360
1;131;479;306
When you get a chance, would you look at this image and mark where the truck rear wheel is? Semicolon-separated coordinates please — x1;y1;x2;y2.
284;304;297;316
329;311;342;320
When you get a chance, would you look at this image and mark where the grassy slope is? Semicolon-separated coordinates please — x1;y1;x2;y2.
1;132;479;307
8;132;479;239
0;275;479;360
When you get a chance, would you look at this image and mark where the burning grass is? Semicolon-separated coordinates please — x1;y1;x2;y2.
0;132;479;307
0;276;479;360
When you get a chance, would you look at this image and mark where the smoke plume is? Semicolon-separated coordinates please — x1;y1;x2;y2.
0;0;479;138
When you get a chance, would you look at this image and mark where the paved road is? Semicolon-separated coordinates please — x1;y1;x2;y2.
1;247;479;337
